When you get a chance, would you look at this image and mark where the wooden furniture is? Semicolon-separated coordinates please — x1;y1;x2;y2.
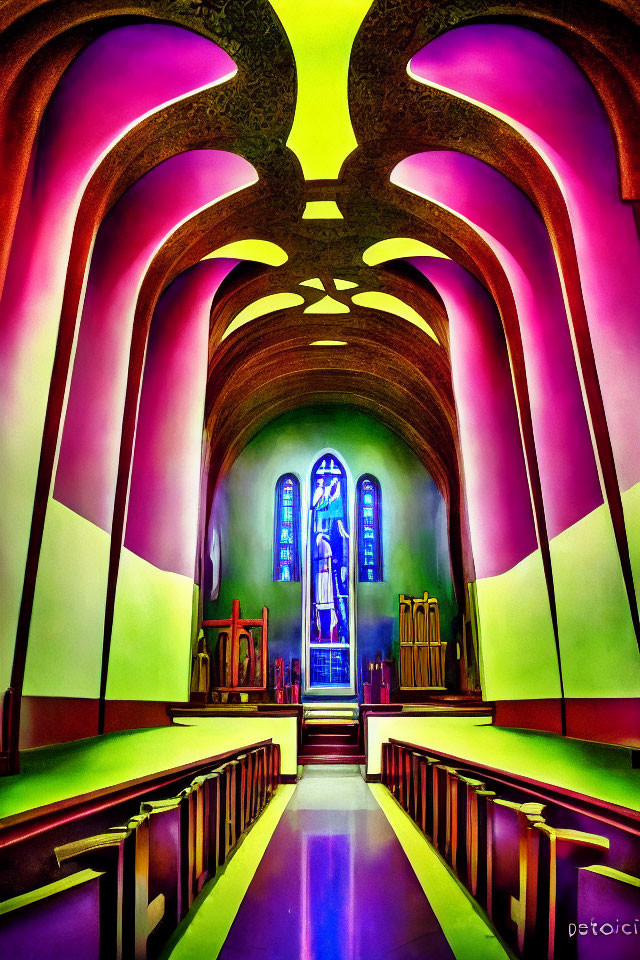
0;868;107;960
399;591;446;690
0;740;281;960
274;657;301;704
203;599;268;694
381;738;639;960
577;866;640;960
362;655;392;704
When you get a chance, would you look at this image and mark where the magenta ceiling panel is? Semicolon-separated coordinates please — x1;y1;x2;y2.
125;258;240;578
393;150;602;540
0;25;235;366
408;256;536;579
410;23;640;492
54;149;257;531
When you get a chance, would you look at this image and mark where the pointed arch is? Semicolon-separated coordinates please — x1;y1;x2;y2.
273;473;301;582
357;474;383;582
303;449;356;695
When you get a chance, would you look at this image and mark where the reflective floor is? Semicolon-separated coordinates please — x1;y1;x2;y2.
219;765;455;960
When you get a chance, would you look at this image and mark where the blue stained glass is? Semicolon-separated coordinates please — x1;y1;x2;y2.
310;646;350;686
309;453;351;688
357;475;382;582
273;474;301;581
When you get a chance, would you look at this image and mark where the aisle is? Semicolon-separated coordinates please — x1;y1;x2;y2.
219;764;455;960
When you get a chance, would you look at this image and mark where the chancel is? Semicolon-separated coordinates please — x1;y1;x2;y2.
1;2;639;959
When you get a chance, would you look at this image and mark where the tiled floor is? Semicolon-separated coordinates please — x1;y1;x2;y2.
218;765;455;960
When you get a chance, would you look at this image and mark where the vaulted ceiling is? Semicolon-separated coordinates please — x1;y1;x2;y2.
2;0;639;600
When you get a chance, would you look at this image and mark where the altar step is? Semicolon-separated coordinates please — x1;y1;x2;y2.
300;703;363;764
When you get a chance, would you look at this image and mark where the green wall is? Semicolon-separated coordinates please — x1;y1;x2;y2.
24;497;197;704
107;547;195;702
206;406;456;695
476;498;640;702
24;498;107;698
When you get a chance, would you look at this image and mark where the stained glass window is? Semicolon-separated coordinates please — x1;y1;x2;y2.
309;454;351;688
357;475;382;582
273;474;301;581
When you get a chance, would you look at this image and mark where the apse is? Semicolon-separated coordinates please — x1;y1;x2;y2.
207;407;455;697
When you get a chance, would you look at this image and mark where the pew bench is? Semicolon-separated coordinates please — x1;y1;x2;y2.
381;737;640;960
0;737;282;960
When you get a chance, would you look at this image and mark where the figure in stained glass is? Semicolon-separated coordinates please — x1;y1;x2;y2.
308;455;351;687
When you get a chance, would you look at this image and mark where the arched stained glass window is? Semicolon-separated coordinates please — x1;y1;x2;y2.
273;474;301;581
357;475;383;581
308;453;352;689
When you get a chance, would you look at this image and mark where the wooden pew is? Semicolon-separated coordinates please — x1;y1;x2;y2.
381;741;391;789
137;792;191;957
398;745;412;811
464;780;496;907
235;754;248;836
418;754;440;840
189;770;223;889
380;738;638;960
221;759;241;857
0;869;107;960
487;798;546;951
54;826;136;960
534;823;609;960
256;746;267;814
446;771;489;883
577;865;640;960
269;742;281;793
409;752;422;826
432;763;459;855
0;739;281;960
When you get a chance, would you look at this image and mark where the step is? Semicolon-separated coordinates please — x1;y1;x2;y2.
304;717;358;726
303;703;359;721
304;711;358;721
305;727;359;737
305;732;358;744
299;754;365;765
302;739;358;753
299;742;361;756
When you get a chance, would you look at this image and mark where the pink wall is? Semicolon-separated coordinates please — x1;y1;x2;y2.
408;257;536;579
0;24;238;692
392;150;602;540
54;149;257;532
125;258;240;579
1;24;234;381
410;24;640;493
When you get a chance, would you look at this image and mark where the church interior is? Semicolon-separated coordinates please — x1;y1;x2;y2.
1;1;640;958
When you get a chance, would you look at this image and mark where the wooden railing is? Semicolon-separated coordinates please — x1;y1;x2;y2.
382;739;640;960
0;741;281;959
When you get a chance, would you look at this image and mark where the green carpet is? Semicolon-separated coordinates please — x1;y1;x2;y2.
0;717;297;822
366;716;640;811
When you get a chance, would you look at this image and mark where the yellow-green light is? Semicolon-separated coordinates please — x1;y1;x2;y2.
270;0;372;180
